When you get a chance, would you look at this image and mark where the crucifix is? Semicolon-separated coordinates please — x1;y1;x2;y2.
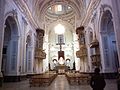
56;35;65;60
56;35;65;50
59;38;63;51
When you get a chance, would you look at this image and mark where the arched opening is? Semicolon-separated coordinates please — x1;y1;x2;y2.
100;10;119;72
48;21;74;70
2;16;19;77
26;35;32;73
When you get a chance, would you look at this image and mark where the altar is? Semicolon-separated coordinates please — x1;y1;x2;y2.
56;65;69;74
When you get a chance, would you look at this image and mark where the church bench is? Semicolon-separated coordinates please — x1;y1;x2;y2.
29;73;57;87
65;72;90;85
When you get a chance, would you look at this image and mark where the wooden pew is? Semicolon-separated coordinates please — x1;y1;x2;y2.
65;72;90;85
29;72;57;87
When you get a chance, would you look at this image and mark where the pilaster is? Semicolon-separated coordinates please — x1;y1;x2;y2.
0;0;5;78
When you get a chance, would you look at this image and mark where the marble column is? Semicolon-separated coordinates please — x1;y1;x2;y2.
35;29;45;73
0;0;5;78
111;0;120;67
76;26;88;72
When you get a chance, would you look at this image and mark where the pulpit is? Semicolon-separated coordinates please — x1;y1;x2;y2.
34;29;46;73
76;26;88;72
90;37;101;67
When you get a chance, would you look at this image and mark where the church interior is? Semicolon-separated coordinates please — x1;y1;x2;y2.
0;0;120;90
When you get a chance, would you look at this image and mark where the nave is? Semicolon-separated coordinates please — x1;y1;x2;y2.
0;0;120;89
0;75;117;90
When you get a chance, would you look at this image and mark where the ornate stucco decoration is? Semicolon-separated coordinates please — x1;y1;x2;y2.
38;0;83;20
90;38;99;48
13;0;86;30
76;45;87;58
45;15;75;31
13;0;39;29
81;0;101;26
35;29;46;60
35;48;46;59
76;26;88;58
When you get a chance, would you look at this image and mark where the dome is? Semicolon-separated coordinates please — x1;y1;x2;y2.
47;4;73;16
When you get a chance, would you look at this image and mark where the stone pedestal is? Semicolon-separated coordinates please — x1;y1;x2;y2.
56;65;68;74
0;72;3;87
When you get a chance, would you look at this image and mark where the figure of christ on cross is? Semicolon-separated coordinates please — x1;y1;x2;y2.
56;36;65;64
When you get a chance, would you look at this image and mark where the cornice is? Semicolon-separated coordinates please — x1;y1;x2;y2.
45;10;75;19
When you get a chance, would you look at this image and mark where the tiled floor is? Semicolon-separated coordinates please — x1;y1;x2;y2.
0;75;118;90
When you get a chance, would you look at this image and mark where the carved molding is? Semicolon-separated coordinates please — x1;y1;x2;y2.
100;4;112;14
81;0;101;26
90;54;101;66
13;0;39;29
76;45;87;58
35;48;46;59
90;38;99;48
39;0;82;21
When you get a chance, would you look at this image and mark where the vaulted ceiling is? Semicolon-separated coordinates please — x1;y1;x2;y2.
28;0;85;19
14;0;100;30
25;0;88;32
